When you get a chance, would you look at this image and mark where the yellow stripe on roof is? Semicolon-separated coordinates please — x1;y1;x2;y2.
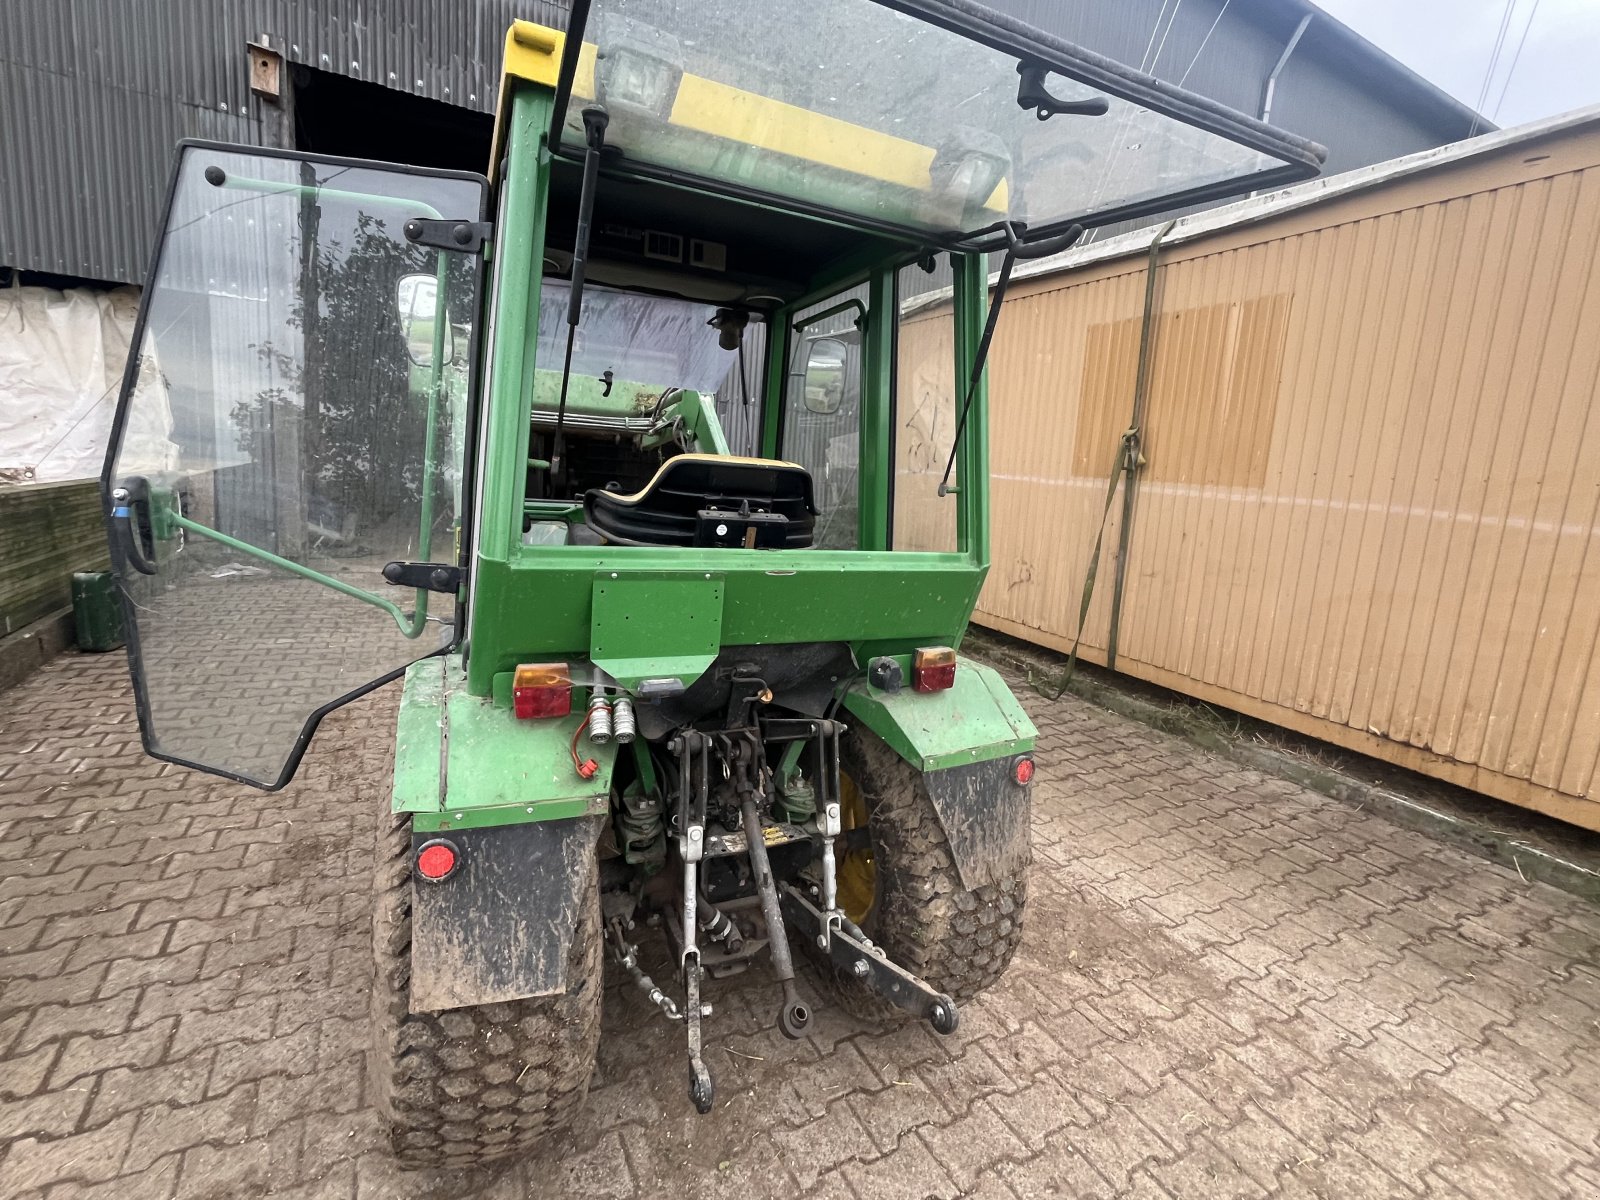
669;75;937;192
496;21;1005;213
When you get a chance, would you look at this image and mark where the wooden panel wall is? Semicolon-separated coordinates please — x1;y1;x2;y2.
0;481;109;637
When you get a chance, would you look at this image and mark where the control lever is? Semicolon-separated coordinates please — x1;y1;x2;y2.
1016;62;1111;121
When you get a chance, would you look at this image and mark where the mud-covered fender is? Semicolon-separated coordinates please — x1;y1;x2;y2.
409;815;604;1012
392;658;612;1012
842;656;1036;890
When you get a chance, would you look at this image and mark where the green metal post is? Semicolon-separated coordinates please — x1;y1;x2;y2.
467;83;556;695
858;265;894;550
761;304;791;459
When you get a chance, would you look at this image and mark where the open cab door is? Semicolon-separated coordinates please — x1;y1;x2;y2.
102;144;487;789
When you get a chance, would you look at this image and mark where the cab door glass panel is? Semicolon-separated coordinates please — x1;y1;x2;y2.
107;145;484;787
781;284;868;550
893;255;959;551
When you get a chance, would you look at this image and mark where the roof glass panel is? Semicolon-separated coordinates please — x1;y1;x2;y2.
560;0;1320;243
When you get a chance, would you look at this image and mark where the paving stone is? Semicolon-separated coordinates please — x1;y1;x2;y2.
849;1076;948;1153
0;1113;138;1194
773;1097;879;1190
1002;1132;1117;1199
984;1073;1090;1151
918;1098;1029;1190
123;1086;258;1174
1209;1102;1316;1191
2;655;1598;1200
0;1084;93;1140
49;1017;175;1088
840;1134;957;1200
1069;1104;1174;1190
174;1137;271;1200
88;1055;215;1125
1151;1135;1270;1199
16;992;140;1056
43;1154;180;1200
2;1039;62;1099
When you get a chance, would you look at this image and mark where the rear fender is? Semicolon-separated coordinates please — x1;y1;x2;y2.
409;815;603;1012
843;656;1036;890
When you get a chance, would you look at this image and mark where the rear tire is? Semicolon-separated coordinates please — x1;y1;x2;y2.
368;811;603;1170
814;727;1028;1018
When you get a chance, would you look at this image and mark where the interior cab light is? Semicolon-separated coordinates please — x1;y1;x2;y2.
912;646;958;693
513;662;572;719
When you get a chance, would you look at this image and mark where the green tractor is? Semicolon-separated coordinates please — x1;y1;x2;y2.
102;0;1322;1169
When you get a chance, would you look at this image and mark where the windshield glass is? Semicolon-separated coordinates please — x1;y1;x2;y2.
536;281;743;401
564;0;1319;243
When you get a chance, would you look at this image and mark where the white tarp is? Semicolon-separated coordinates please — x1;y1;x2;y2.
0;284;172;484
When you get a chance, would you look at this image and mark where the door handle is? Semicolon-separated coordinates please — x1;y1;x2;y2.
111;482;159;576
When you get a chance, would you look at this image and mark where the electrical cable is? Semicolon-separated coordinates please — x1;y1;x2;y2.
1490;0;1542;122
1138;0;1175;73
1471;0;1521;137
1179;0;1233;87
1147;0;1187;76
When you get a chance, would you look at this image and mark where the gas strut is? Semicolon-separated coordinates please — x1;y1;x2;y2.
937;220;1085;497
550;104;609;488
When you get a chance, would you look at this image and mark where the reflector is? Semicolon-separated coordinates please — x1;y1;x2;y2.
416;840;459;882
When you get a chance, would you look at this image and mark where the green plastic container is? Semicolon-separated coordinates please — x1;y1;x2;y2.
71;571;125;652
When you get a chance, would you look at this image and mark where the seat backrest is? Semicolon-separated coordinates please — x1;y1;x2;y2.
583;454;817;548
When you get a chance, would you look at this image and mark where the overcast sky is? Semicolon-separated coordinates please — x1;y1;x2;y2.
1313;0;1600;129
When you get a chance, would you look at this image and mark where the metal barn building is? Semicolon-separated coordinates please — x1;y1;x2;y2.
1;0;1485;288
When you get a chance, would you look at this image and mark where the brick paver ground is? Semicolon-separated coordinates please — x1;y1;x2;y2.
3;650;1598;1199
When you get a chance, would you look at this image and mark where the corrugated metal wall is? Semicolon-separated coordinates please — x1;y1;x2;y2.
979;115;1600;832
0;0;567;283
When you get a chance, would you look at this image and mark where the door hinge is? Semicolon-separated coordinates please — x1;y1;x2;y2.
403;218;493;254
383;561;463;594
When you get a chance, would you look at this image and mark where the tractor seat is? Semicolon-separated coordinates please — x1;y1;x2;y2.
584;454;817;549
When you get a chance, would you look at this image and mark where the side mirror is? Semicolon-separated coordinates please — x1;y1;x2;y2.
801;337;848;415
397;273;453;368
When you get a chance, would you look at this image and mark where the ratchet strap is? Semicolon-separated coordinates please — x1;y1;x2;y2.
1037;220;1176;702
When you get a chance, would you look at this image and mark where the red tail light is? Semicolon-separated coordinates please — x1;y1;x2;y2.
416;839;459;883
912;646;957;693
1013;756;1035;785
513;662;572;719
